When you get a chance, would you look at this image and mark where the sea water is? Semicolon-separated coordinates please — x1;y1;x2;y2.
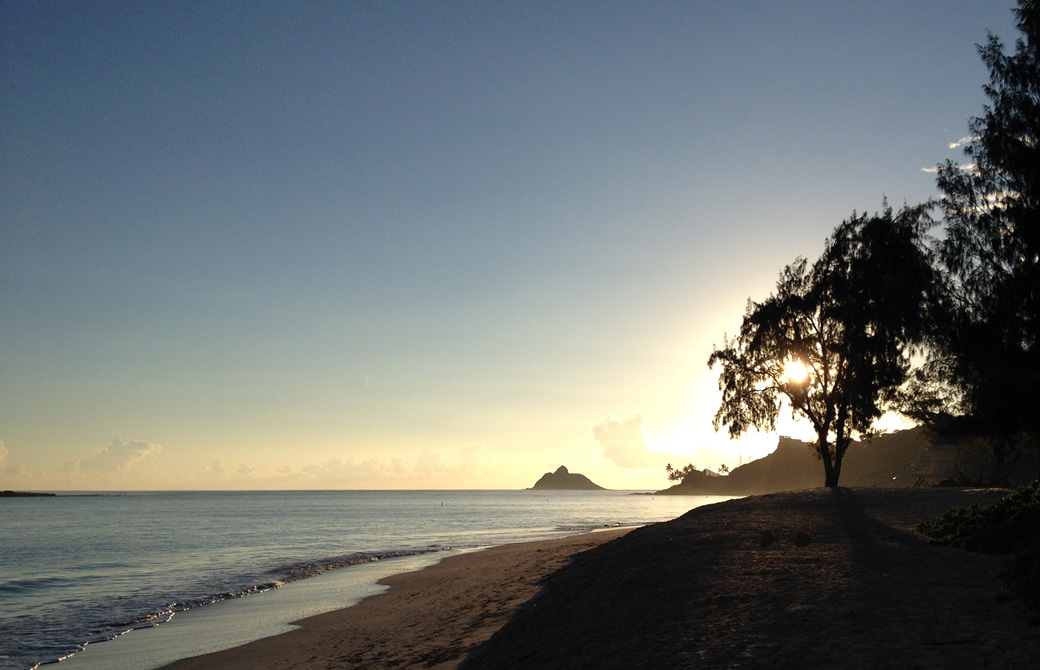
0;490;728;670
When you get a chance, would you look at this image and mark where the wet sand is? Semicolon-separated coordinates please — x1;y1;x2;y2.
165;489;1039;669
161;529;631;670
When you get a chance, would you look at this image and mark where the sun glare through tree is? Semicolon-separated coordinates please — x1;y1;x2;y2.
783;359;809;384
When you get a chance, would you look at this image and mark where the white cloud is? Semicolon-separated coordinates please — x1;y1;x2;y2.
593;415;661;468
414;450;445;475
949;136;978;149
205;460;227;478
301;457;348;478
299;456;405;480
922;163;975;174
236;463;259;478
412;449;481;478
191;450;485;488
0;440;31;480
73;438;162;473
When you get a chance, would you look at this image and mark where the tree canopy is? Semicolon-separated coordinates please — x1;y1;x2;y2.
708;205;937;487
907;0;1039;450
707;1;1038;488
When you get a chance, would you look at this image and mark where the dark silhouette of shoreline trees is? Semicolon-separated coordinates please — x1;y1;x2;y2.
709;0;1038;487
708;206;937;487
901;0;1039;481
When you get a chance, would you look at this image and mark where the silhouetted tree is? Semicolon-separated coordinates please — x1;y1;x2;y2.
665;463;700;483
709;205;937;487
903;0;1039;479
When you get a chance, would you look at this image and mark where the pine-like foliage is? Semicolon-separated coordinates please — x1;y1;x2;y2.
932;0;1040;436
709;205;936;487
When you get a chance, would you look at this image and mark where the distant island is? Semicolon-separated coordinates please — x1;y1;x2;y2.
529;466;605;491
1;490;56;497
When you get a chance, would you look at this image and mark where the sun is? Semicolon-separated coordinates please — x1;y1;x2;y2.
783;359;809;383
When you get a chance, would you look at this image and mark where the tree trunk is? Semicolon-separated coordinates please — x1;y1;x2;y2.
817;434;836;487
828;446;844;488
828;410;848;488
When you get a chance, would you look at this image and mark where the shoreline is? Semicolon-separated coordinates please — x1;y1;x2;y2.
53;550;454;670
6;489;705;670
167;488;1040;669
159;528;632;670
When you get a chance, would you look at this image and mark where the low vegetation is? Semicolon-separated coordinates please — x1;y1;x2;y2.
919;481;1040;612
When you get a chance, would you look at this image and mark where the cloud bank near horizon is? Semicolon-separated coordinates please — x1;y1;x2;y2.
593;415;663;468
66;438;162;474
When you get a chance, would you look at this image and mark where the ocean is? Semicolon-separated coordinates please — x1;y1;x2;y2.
0;490;729;670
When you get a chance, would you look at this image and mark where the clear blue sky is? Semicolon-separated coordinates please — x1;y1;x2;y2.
0;1;1018;490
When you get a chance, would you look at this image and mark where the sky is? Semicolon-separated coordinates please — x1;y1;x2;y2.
0;1;1021;491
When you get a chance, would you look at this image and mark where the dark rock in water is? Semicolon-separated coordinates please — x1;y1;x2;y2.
529;466;605;491
792;532;813;547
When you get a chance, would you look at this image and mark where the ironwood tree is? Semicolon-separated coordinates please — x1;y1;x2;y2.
930;0;1039;436
900;1;1039;481
708;205;937;487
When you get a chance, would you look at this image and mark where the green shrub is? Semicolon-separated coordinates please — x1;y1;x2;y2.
1002;541;1040;611
919;481;1040;613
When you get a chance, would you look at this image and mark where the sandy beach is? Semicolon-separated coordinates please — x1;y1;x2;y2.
164;489;1039;669
161;529;632;670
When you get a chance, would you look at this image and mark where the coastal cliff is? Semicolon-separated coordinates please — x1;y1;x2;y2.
656;430;931;495
655;427;1039;495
